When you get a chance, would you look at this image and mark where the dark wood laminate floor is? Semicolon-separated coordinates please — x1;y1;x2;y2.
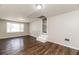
0;36;78;55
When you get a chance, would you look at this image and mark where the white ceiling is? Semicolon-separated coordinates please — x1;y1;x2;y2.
0;4;79;23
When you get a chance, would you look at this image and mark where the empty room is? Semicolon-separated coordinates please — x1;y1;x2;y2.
0;4;79;55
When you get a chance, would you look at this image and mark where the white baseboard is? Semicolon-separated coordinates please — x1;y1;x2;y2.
0;35;28;39
47;40;79;50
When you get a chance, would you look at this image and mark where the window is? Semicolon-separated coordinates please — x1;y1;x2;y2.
7;22;24;32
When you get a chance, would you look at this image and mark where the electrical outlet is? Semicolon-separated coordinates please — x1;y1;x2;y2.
65;38;70;41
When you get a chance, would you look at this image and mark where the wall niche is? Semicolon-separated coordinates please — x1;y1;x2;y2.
42;16;47;34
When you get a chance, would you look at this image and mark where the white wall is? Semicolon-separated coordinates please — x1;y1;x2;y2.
0;20;29;39
48;10;79;50
30;19;42;37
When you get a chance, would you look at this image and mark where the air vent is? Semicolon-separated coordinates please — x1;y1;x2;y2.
65;38;70;41
38;16;46;19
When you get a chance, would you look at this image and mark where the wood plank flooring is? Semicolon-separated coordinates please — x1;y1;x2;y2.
0;36;78;55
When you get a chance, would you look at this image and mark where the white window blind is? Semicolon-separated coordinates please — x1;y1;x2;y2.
7;22;24;32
